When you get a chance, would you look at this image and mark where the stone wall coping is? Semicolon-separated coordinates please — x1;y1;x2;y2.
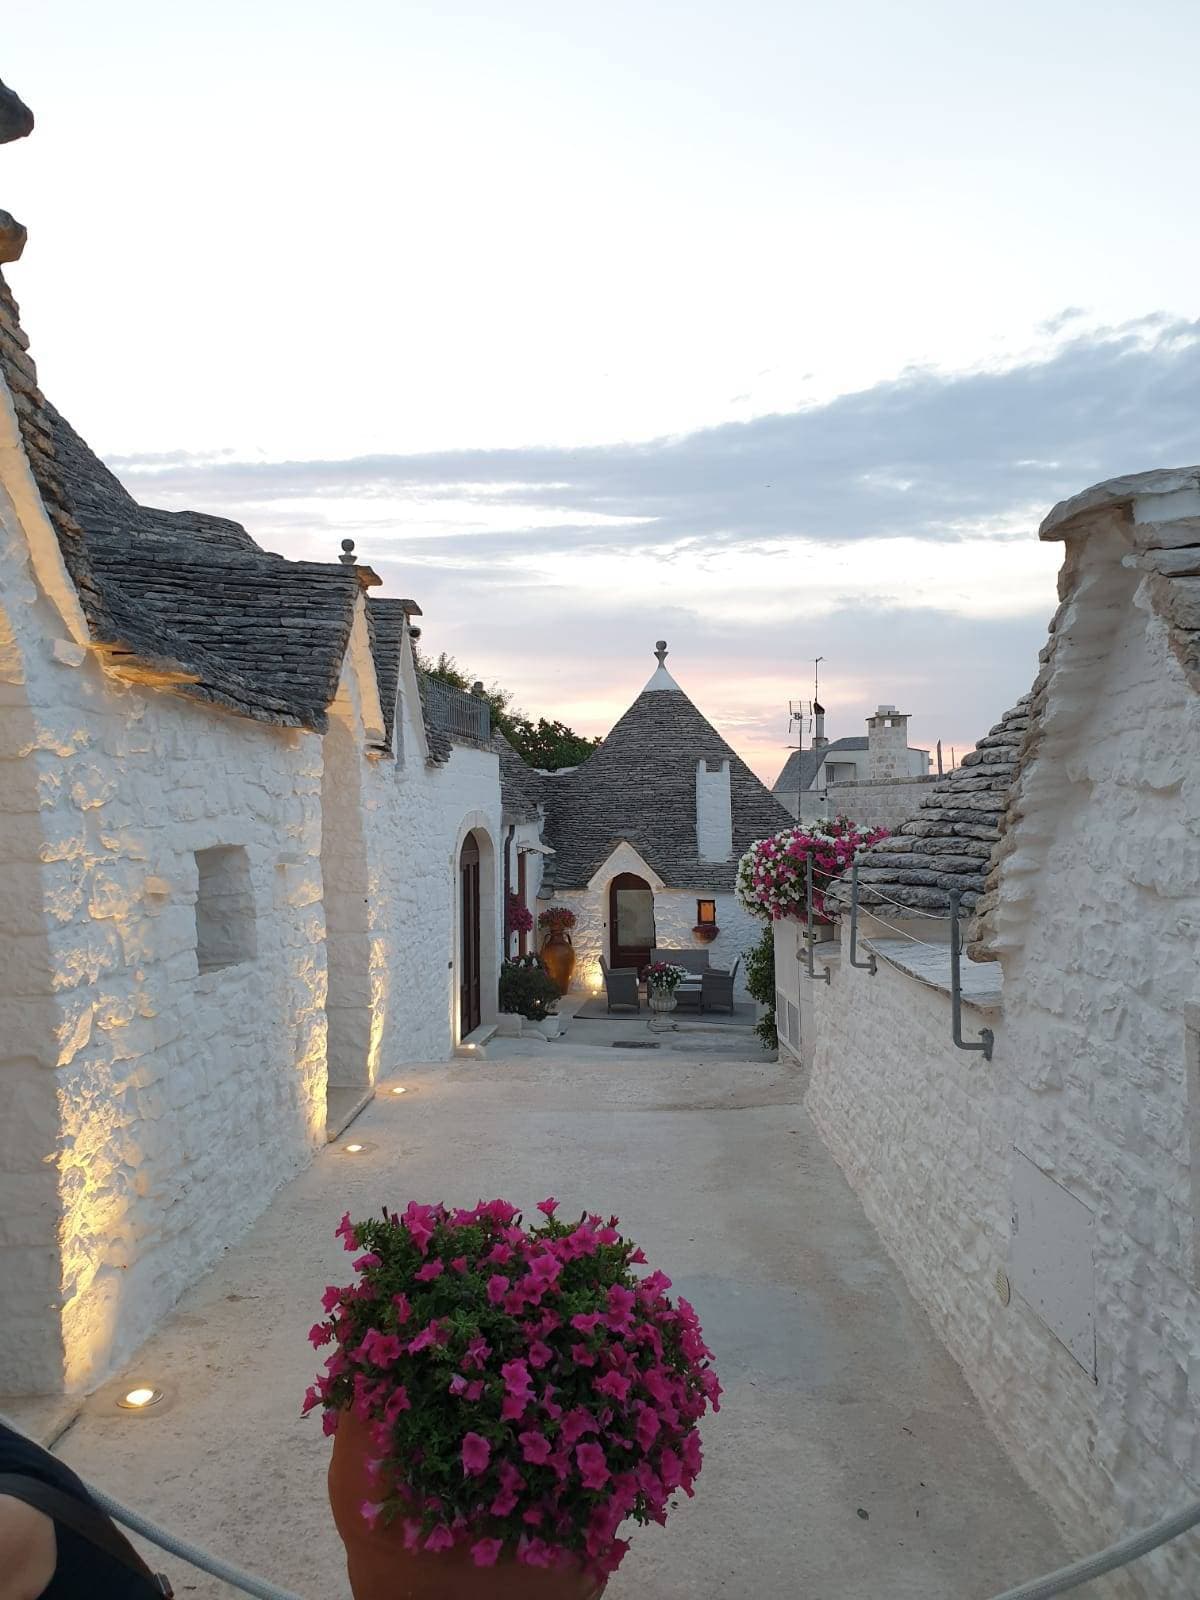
866;937;1004;1012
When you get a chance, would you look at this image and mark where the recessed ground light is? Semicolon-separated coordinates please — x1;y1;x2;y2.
117;1385;163;1410
389;1086;407;1096
337;1140;376;1155
344;1142;364;1153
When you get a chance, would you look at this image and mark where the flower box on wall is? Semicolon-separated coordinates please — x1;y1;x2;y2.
693;924;720;944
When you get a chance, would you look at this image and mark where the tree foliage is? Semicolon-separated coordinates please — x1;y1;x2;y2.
415;649;600;771
743;923;778;1052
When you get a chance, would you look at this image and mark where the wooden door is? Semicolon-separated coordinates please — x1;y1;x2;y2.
460;837;481;1036
609;872;655;974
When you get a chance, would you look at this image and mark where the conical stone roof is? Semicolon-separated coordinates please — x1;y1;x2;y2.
541;647;793;891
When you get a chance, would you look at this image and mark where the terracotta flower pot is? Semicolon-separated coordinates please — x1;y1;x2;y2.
540;931;576;996
329;1412;606;1600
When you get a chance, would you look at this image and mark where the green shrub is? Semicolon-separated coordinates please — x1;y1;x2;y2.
743;923;778;1051
498;956;561;1020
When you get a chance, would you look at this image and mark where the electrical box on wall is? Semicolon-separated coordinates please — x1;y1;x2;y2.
1009;1148;1097;1378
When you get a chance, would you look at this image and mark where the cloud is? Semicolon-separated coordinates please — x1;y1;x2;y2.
95;314;1200;780
110;314;1200;561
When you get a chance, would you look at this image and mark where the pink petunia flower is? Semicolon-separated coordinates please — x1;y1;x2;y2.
536;1197;559;1216
360;1501;384;1528
425;1525;455;1553
519;1429;552;1464
486;1274;509;1306
471;1537;503;1567
461;1432;491;1475
576;1442;611;1491
415;1260;444;1282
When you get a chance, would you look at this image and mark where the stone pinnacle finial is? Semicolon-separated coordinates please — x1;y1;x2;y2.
0;81;34;146
654;639;668;666
338;538;356;566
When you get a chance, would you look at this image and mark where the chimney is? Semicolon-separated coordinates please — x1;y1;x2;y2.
812;697;828;750
696;758;733;863
867;704;910;781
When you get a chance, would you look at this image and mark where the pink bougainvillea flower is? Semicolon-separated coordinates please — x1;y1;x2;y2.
471;1537;503;1567
461;1431;491;1475
414;1260;444;1282
536;1197;559;1216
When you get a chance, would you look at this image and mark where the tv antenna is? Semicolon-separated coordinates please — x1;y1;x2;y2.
786;655;824;748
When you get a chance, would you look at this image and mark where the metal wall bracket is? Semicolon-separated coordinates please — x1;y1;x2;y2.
949;891;994;1060
848;863;877;974
805;856;831;984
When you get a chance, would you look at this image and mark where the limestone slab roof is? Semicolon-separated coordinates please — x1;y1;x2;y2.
773;737;868;793
0;267;376;733
540;678;794;892
493;732;545;823
827;698;1031;917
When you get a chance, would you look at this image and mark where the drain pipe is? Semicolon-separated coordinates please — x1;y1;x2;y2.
503;823;515;958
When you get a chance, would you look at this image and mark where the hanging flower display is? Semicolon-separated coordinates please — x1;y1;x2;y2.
735;817;889;922
506;892;534;938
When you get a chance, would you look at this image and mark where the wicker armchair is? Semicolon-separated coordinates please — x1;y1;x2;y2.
701;958;740;1014
600;956;640;1013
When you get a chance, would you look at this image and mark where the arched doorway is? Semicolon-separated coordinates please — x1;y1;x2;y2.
609;872;656;973
459;834;482;1037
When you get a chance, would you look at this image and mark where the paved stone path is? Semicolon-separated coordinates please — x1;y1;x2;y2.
54;1036;1068;1597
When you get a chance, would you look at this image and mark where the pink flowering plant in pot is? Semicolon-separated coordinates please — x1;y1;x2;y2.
307;1198;720;1592
735;816;888;922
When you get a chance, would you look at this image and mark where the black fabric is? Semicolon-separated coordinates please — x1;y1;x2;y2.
0;1423;160;1598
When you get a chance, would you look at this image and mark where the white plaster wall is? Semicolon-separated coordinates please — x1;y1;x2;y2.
0;602;328;1394
366;672;502;1065
802;590;1200;1596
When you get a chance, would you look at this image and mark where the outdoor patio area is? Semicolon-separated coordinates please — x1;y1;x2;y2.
36;1038;1068;1598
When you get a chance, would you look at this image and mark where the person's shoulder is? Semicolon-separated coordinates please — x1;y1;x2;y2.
0;1490;57;1600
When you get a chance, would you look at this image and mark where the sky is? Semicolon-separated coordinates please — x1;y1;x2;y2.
6;0;1200;782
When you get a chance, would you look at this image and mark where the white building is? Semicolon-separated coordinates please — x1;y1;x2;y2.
773;700;933;827
528;643;794;1000
0;218;504;1395
773;468;1200;1597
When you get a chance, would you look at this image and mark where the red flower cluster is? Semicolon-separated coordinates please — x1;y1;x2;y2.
537;905;577;932
505;892;534;938
305;1199;719;1579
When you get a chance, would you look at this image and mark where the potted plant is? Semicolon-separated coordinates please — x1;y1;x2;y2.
538;906;577;996
499;957;564;1040
642;961;689;1015
307;1199;720;1599
735;816;889;925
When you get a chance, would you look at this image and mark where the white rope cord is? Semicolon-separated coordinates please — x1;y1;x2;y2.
988;1497;1200;1599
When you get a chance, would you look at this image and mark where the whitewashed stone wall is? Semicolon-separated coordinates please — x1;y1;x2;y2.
801;571;1200;1595
0;428;505;1393
368;665;503;1063
797;774;937;830
0;482;329;1394
549;852;755;1001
